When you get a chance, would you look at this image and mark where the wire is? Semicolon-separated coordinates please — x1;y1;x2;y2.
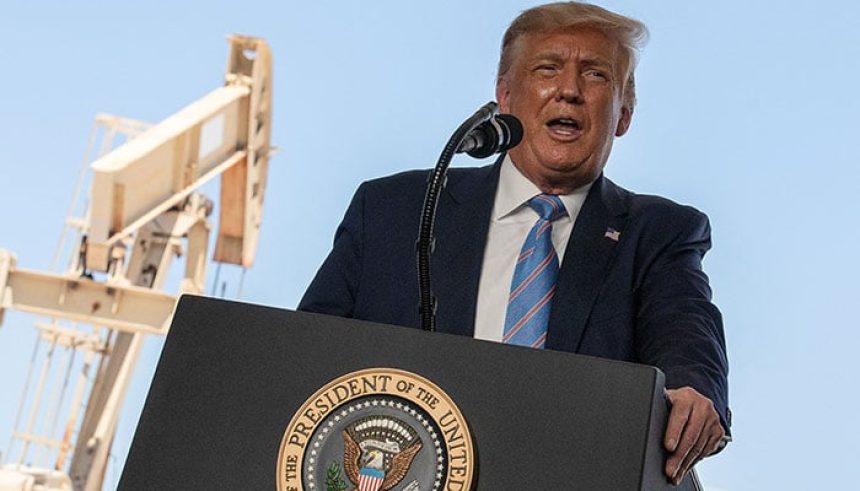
51;122;99;271
210;262;222;296
237;268;247;299
5;334;41;464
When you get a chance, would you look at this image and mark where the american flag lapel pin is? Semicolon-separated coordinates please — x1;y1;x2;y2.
604;227;621;242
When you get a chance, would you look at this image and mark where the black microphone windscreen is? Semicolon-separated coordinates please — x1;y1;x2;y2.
497;114;523;150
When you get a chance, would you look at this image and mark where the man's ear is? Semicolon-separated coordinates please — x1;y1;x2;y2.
496;77;511;113
615;105;633;137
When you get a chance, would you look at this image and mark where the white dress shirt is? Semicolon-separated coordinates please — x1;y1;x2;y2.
473;156;592;342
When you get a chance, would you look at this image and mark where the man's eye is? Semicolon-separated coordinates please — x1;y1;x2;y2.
585;69;608;80
535;65;558;74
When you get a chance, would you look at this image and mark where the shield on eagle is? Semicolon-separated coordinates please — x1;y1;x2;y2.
357;467;384;491
342;416;423;491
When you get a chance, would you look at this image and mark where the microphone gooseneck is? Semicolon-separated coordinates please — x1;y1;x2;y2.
416;102;522;332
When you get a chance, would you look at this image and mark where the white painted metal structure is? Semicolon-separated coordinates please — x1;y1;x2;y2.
0;35;273;491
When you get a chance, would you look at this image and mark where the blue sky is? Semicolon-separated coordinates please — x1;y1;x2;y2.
1;1;859;489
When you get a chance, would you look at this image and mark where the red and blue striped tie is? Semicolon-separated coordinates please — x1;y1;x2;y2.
503;194;567;349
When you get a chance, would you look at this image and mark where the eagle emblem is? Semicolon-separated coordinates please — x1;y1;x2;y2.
277;370;475;491
342;416;423;491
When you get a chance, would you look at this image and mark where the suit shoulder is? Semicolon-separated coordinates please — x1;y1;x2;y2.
603;178;710;241
362;165;488;184
607;180;707;223
359;165;491;198
359;169;429;194
344;170;428;213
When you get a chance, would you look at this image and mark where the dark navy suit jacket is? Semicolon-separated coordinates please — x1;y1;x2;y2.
299;161;730;432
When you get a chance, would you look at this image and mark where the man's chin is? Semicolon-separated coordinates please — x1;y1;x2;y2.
541;162;603;190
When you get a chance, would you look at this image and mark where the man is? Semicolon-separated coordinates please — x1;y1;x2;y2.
300;2;729;485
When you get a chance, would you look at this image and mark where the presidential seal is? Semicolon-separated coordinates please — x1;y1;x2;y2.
277;368;475;491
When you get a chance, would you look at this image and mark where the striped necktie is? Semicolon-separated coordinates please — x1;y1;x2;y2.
503;194;567;349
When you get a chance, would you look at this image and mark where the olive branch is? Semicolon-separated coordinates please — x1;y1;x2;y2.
325;461;349;491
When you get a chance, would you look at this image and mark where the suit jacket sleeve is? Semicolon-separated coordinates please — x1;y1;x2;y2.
298;182;366;317
634;208;730;433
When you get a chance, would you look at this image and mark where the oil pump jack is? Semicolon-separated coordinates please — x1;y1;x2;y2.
0;34;273;491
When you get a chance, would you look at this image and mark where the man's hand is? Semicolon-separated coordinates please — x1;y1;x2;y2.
664;386;725;485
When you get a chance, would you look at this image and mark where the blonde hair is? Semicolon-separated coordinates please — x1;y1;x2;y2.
498;2;649;107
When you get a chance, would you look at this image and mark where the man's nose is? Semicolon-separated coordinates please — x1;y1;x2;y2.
556;70;584;104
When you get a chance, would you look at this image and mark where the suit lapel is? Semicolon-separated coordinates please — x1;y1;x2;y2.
431;159;501;337
546;175;629;352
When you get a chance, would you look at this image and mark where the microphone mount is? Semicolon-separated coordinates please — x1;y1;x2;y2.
416;101;503;332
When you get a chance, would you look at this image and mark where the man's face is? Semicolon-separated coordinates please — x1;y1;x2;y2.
497;28;632;194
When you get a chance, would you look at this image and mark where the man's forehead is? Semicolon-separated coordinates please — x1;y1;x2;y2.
517;28;622;62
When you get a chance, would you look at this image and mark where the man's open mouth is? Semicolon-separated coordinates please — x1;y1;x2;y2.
546;117;583;138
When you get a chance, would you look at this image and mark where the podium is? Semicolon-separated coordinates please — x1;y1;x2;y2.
118;296;700;490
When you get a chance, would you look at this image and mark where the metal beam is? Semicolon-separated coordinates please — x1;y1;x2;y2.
0;262;175;335
88;85;248;242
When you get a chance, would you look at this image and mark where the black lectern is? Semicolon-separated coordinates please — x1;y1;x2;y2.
119;296;700;490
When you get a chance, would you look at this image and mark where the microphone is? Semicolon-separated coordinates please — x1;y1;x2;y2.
456;113;523;159
417;102;520;332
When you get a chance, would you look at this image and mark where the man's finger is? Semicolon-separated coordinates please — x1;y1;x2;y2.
675;421;725;484
665;405;705;481
663;393;693;452
673;424;713;485
703;422;726;456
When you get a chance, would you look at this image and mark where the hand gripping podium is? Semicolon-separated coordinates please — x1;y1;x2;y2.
119;296;701;490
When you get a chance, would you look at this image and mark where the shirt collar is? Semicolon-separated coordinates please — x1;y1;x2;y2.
493;154;592;221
